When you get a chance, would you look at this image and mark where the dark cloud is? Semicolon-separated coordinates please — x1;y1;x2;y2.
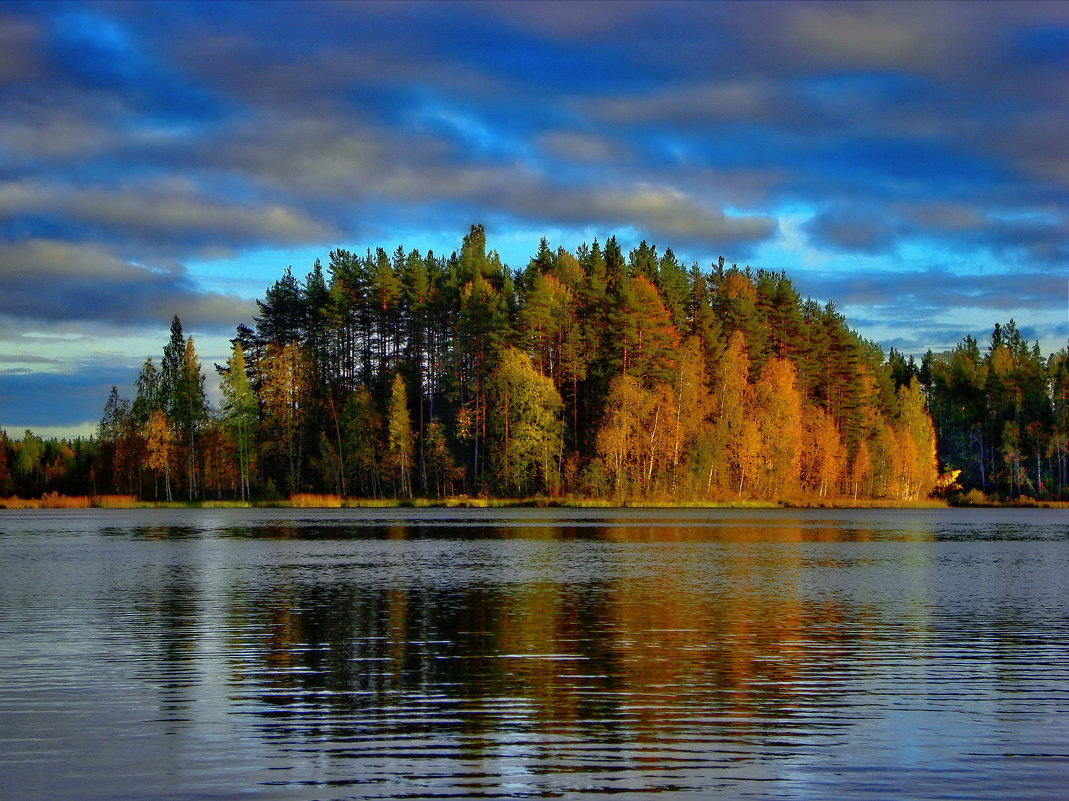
0;240;254;330
805;199;1068;263
0;12;41;82
591;81;789;127
805;206;900;254
0;361;136;430
797;269;1063;314
0;178;335;251
781;3;956;73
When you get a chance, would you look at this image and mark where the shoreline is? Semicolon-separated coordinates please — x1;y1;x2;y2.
5;493;1058;511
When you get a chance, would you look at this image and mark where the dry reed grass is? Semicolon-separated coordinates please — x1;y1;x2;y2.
288;493;344;508
92;494;140;508
0;492;92;509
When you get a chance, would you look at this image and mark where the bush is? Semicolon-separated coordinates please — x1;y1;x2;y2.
949;488;989;507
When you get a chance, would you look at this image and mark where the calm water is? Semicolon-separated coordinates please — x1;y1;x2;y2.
2;507;1068;800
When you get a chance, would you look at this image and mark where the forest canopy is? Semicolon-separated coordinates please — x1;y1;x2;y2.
2;226;1063;504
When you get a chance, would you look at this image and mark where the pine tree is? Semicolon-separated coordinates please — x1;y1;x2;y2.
176;337;207;499
341;386;382;497
159;315;185;421
256;267;306;346
98;386;135;494
132;358;160;424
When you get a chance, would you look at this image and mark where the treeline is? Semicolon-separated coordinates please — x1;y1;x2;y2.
911;321;1069;500
11;223;1036;504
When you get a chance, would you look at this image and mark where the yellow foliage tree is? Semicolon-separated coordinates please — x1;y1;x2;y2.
144;408;174;502
710;330;752;496
895;377;938;499
801;405;844;499
384;373;414;498
260;342;310;493
596;374;650;497
671;337;712;478
753;357;803;498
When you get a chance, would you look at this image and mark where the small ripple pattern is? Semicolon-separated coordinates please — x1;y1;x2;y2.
1;506;1068;800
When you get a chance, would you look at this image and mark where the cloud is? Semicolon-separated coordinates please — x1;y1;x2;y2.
799;268;1063;314
0;13;42;83
0;179;334;251
544;185;776;246
805;205;900;254
538;131;626;163
899;203;985;232
202;116;775;249
0;361;136;431
784;4;946;72
796;264;1068;357
0;104;119;162
591;80;787;126
804;199;1068;264
0;240;255;330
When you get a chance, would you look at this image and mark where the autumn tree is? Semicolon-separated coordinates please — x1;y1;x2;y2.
595;375;651;497
144;408;174;502
709;331;753;496
485;348;564;496
0;430;11;496
801;405;844;499
384;373;414;498
753;357;804;498
85;226;963;504
670;337;712;492
199;415;239;499
610;274;679;386
894;377;938;499
260;342;309;493
13;430;44;496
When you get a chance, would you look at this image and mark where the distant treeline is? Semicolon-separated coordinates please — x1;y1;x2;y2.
918;320;1069;499
1;226;1063;503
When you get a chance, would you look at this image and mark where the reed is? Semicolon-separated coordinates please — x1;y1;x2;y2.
91;494;140;508
0;493;92;509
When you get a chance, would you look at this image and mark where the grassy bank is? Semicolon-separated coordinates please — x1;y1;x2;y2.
0;493;254;509
0;492;959;510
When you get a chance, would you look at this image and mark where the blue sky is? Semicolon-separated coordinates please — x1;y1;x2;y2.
1;0;1067;436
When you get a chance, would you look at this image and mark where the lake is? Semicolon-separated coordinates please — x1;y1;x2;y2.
1;507;1068;800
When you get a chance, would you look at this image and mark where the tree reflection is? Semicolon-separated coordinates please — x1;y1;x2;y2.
218;522;893;762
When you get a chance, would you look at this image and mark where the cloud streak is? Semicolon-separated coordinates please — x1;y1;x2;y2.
0;240;254;330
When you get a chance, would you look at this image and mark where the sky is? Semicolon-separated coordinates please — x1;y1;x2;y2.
1;0;1067;437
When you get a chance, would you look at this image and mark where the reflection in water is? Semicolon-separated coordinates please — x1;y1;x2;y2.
2;508;1068;800
203;521;910;796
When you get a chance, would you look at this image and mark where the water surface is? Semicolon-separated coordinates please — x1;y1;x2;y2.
2;507;1067;800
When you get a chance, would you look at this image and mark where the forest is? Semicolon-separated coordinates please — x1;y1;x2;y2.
1;225;1065;505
